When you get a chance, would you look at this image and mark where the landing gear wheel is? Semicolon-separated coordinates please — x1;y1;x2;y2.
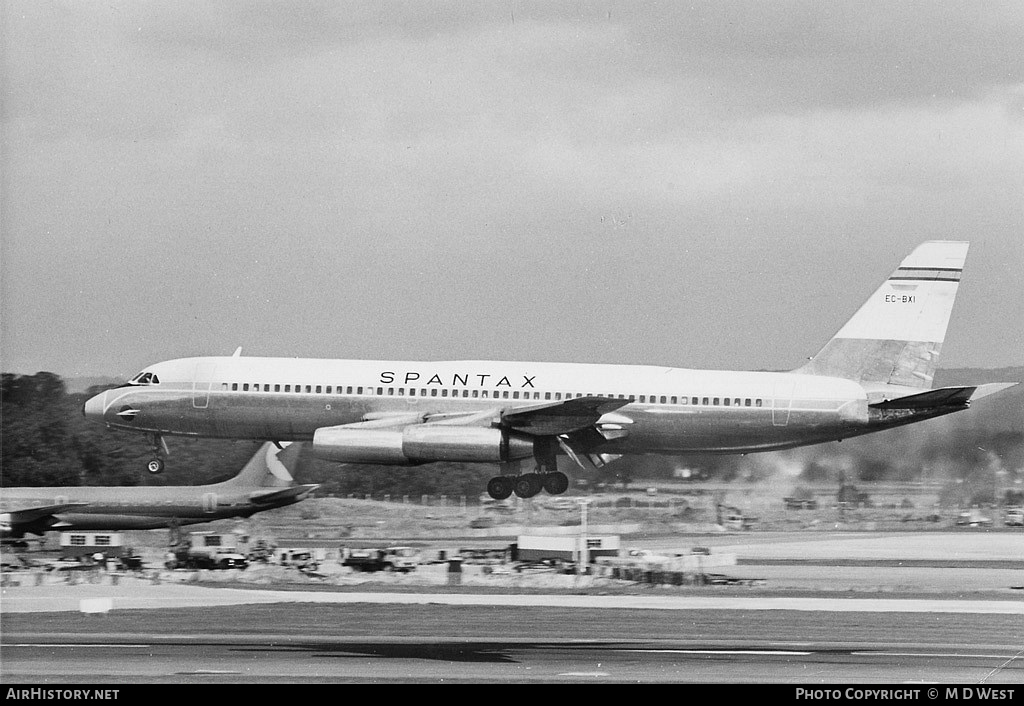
542;471;569;495
487;476;514;500
513;473;543;499
147;458;165;474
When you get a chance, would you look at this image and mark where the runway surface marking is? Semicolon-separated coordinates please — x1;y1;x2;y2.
625;649;813;655
6;643;150;648
6;586;1023;614
861;651;1022;659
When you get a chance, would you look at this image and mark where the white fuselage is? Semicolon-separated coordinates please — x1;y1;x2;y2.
85;356;880;455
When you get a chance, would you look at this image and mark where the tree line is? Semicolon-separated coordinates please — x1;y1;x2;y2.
0;372;510;495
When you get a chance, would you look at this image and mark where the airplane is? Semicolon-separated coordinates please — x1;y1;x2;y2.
82;241;1017;501
0;442;318;538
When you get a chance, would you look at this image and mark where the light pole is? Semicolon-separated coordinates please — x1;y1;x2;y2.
577;499;592;577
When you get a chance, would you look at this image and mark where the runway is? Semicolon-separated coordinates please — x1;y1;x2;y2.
3;603;1022;683
2;531;1022;683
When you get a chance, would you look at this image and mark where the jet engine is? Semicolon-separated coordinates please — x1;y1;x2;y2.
311;425;535;465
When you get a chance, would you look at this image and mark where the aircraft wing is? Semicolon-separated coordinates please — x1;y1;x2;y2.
312;398;633;469
323;397;631;437
248;485;320;505
0;503;89;535
4;503;89;524
499;396;630;435
870;383;1018;410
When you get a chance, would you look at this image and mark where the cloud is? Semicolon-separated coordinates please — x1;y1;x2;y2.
2;1;1021;375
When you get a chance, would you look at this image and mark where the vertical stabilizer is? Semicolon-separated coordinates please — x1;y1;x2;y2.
794;241;968;388
216;442;304;488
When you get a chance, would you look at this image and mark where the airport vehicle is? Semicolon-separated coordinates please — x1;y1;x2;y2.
82;241;1017;500
166;532;249;570
723;512;756;531
247;539;276;563
0;443;317;539
342;546;420;572
277;549;319;571
1005;508;1024;527
956;510;993;527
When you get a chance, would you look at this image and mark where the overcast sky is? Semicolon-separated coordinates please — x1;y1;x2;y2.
2;1;1022;380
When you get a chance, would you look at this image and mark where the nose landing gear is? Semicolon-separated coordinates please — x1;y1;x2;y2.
145;433;169;474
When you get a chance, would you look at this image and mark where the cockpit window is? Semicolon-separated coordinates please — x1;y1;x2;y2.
128;372;160;385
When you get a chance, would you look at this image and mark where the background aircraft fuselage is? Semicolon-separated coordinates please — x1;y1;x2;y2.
0;442;316;537
1;484;307;531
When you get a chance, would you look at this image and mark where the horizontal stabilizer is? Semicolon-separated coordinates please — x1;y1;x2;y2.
870;383;1017;410
965;382;1020;401
249;484;320;505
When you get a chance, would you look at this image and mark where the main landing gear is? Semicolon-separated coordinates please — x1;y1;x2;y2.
486;471;569;500
486;438;569;500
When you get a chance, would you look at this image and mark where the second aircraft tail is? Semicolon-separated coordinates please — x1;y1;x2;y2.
216;442;305;488
794;241;968;389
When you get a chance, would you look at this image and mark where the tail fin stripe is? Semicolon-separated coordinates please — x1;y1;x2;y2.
892;266;962;280
895;267;962;272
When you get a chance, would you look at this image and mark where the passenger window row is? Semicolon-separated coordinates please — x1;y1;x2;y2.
221;382;764;407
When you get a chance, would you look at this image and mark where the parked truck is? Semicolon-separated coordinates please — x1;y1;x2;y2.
277;549;320;572
165;532;249;570
342;546;420;572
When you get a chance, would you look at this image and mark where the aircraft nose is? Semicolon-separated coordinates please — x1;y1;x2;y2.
82;391;107;423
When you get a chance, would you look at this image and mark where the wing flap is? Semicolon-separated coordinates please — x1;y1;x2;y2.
501;396;629;435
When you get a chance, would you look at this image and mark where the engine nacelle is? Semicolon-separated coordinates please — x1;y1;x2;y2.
311;425;535;465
